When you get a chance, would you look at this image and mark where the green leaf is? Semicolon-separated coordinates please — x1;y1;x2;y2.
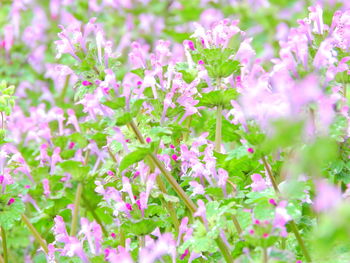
163;194;180;203
176;62;198;84
91;132;107;148
123;218;159;235
115;112;132;126
205;187;224;199
58;160;90;180
218;60;241;78
119;147;150;172
208;118;239;142
269;248;296;262
286;201;302;221
68;133;89;148
131;68;145;78
254;200;275;221
131;99;145;116
198;89;238;109
102;97;126;110
0;198;25;230
192;237;217;253
262;120;304;153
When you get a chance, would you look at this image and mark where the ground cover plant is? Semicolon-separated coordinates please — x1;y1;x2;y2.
0;0;350;262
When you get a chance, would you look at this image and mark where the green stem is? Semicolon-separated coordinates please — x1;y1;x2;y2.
232;215;242;235
182;116;192;142
342;83;347;99
59;75;70;103
70;183;83;236
145;147;180;231
262;247;268;263
215;237;234;263
1;227;7;263
262;157;311;262
155;175;180;231
129;120;234;262
148;153;197;213
261;156;280;193
281;238;286;250
215;105;223;152
120;123;180;232
81;195;108;236
119;228;125;246
289;221;312;262
214;103;242;237
21;214;48;254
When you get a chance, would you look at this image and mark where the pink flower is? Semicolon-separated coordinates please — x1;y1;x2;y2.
314;180;342;212
105;247;133;263
250;174;267;192
42;179;51;198
189;181;205;196
308;4;324;35
273;201;291;237
50;147;62;175
139;232;176;263
121;176;136;203
4;25;14;53
193;200;208;228
38;143;50;166
80;218;102;255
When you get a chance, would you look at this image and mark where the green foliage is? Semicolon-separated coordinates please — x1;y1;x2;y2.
0;197;25;230
175;62;198;84
198;89;239;109
119;147;151;172
123;218;159;236
192;48;241;78
58;160;90;181
0;80;15;116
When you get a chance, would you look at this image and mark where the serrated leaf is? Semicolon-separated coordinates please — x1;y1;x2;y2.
198;89;238;109
254;200;275;221
0;198;25;230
